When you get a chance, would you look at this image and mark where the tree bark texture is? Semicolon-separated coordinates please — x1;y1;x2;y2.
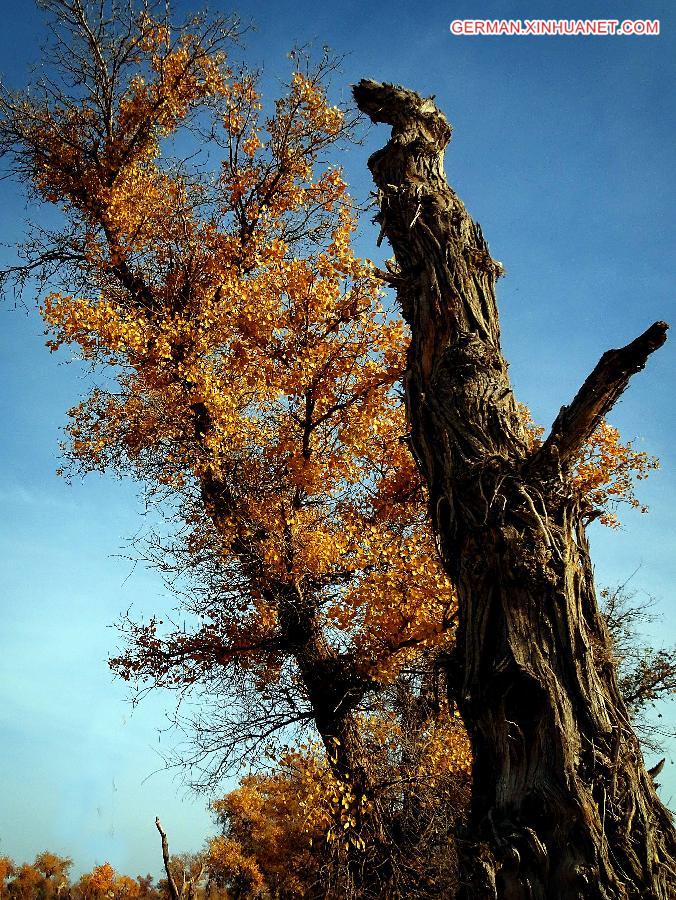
353;79;676;899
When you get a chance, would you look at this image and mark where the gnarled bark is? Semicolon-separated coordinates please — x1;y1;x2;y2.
353;79;676;899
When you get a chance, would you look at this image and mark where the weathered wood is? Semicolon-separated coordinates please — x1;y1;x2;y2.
533;321;668;472
155;817;181;900
353;78;676;899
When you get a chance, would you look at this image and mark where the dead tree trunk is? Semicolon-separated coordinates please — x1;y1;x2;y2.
353;79;676;899
155;817;181;900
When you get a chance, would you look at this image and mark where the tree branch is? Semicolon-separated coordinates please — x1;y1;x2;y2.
155;817;180;900
534;320;668;470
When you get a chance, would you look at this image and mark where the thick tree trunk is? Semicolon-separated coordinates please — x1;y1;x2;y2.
353;80;676;899
201;471;392;895
277;590;394;895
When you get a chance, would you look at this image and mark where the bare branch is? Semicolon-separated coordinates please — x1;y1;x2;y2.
155;817;181;900
535;320;668;470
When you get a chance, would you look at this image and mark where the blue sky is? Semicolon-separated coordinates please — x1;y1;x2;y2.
1;0;674;881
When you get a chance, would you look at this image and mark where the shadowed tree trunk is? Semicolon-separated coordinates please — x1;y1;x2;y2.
353;79;676;899
201;470;391;894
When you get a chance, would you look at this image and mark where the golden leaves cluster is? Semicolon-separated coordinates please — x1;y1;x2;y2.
210;757;324;896
32;23;457;690
75;864;144;900
517;403;657;527
573;419;659;527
